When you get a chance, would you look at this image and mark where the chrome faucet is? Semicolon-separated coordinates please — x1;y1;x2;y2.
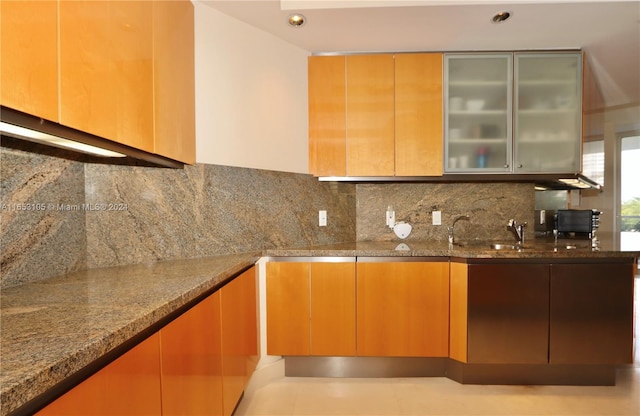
507;219;527;245
448;215;470;245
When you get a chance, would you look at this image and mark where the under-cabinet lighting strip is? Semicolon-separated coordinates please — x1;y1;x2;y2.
0;121;127;158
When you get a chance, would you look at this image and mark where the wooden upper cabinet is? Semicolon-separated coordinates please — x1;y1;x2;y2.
112;1;154;153
308;56;347;176
59;1;114;140
1;1;58;121
59;1;154;152
308;53;444;177
346;54;396;176
395;53;443;176
356;261;450;357
153;0;196;164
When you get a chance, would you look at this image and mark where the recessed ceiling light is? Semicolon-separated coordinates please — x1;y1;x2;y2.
288;13;306;28
491;11;512;23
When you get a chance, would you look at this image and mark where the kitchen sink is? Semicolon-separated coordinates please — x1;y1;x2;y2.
489;243;525;250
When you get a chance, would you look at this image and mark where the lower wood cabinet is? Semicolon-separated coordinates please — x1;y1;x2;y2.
311;262;357;356
266;258;448;358
266;261;311;355
356;260;449;357
220;267;259;416
37;266;257;416
160;293;223;416
266;259;356;356
449;260;634;366
36;333;163;416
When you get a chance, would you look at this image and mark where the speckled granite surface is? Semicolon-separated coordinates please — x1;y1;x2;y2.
356;182;534;243
1;142;356;288
0;146;87;287
2;244;639;416
84;163;355;268
0;253;260;416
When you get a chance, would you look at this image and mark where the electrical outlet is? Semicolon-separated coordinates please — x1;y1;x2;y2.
432;210;442;226
319;210;327;226
386;208;395;228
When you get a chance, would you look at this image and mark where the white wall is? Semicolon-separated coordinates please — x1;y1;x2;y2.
194;2;310;173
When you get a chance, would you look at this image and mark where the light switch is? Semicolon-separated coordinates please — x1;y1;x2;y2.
432;210;442;226
319;210;327;226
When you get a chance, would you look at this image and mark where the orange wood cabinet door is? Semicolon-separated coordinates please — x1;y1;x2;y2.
36;333;162;416
267;261;357;356
308;56;347;176
310;262;356;356
346;54;395;176
356;261;450;357
153;0;196;164
160;293;224;416
59;1;154;152
0;0;58;121
266;262;311;355
449;261;469;362
220;266;259;416
395;53;444;176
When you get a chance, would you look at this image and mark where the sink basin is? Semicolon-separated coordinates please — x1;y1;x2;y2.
489;243;524;250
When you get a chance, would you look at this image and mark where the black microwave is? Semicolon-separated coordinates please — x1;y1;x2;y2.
555;209;601;238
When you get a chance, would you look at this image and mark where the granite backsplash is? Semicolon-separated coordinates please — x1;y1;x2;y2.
83;163;356;269
356;182;535;243
1;143;355;288
1;141;535;288
0;144;87;288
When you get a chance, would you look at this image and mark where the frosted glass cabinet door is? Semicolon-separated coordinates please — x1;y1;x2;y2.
445;54;512;172
514;53;582;173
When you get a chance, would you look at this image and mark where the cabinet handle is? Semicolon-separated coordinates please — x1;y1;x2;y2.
504;164;509;169
518;164;523;169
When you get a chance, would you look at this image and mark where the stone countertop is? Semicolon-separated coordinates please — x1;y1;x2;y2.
0;252;260;416
2;241;639;416
265;238;640;259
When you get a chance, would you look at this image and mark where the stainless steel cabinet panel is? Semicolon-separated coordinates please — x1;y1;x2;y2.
467;263;550;364
549;263;634;364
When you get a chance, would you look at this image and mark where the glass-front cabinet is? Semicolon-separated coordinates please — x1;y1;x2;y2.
514;53;582;173
444;52;582;174
445;54;512;172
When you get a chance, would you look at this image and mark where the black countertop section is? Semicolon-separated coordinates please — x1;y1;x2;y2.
265;238;640;259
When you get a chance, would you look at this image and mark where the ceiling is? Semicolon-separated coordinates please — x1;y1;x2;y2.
199;0;640;109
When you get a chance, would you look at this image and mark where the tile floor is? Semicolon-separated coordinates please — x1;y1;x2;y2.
234;276;639;416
